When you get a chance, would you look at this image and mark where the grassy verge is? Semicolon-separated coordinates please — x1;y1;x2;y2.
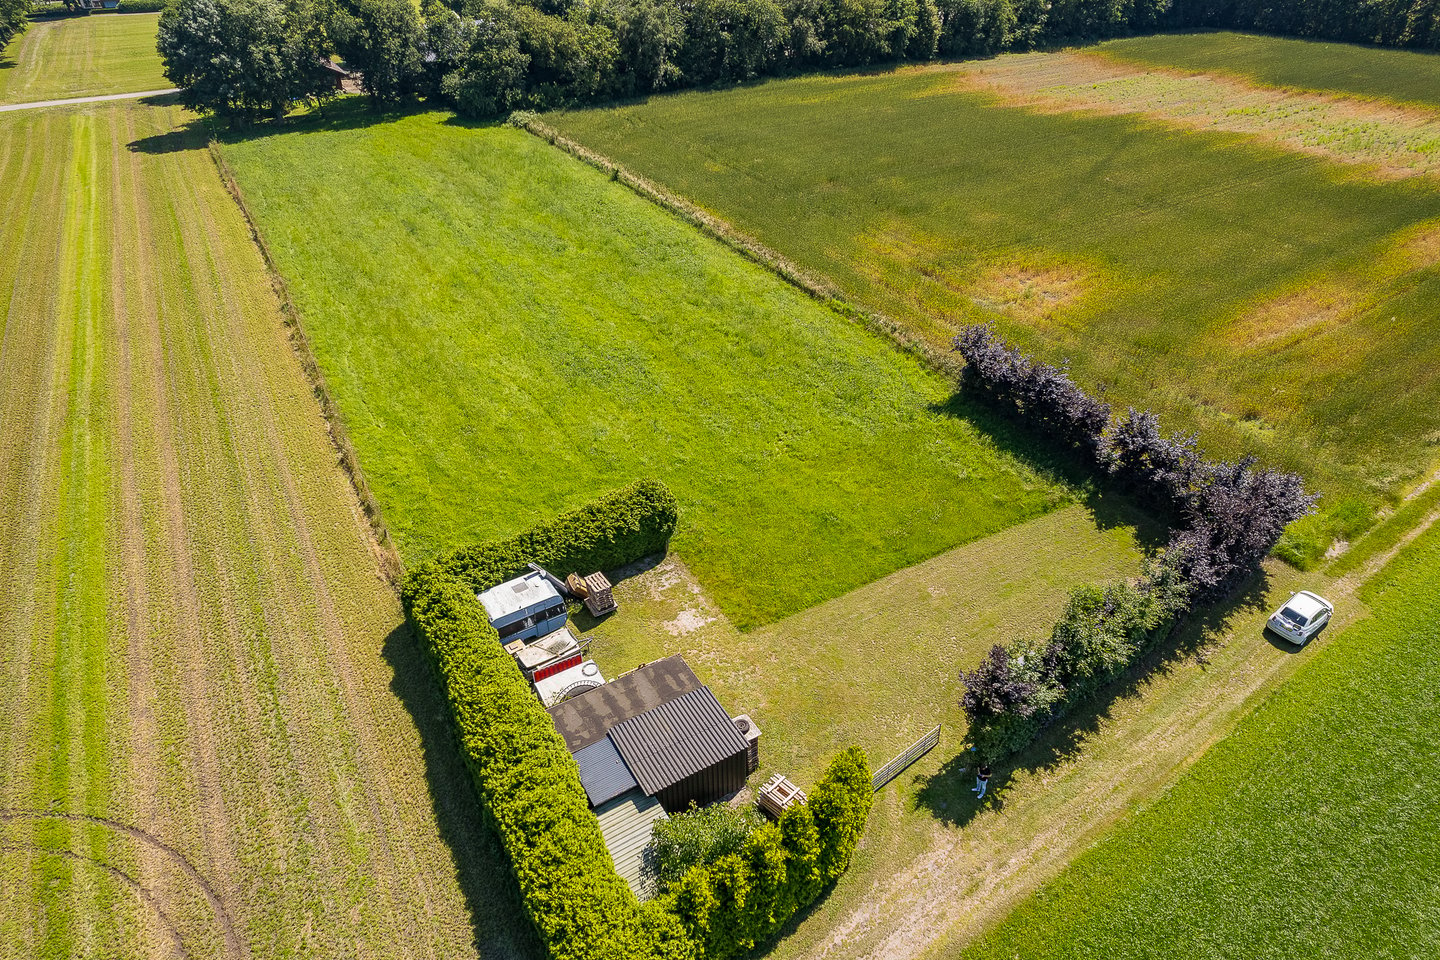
1094;30;1440;110
960;511;1440;960
549;60;1440;565
0;13;165;104
217;106;1068;630
0;101;526;958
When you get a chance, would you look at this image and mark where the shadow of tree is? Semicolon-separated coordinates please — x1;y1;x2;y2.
381;622;543;960
127;96;450;154
913;564;1276;828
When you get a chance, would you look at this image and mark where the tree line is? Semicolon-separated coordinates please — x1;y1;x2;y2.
138;0;1234;122
2;0;30;49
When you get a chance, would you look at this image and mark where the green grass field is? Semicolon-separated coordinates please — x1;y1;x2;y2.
1096;30;1440;110
550;55;1440;565
0;14;166;105
960;514;1440;960
0;101;525;959
218;107;1070;629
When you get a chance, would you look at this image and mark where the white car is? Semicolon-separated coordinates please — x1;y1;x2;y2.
1266;591;1334;646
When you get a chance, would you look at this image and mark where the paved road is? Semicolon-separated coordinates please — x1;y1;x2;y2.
0;88;180;113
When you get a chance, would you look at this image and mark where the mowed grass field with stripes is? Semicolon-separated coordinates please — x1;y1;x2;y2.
0;21;530;960
0;13;166;104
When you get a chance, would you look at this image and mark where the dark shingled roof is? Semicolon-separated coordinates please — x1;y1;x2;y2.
547;655;701;752
574;736;639;808
608;687;748;796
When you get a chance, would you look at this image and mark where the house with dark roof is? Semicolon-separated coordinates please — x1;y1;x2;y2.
548;655;757;898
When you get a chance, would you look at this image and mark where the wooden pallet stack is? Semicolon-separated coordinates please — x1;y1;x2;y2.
756;773;806;819
567;571;618;617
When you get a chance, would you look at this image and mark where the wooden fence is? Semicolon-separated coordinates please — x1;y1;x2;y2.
871;724;941;792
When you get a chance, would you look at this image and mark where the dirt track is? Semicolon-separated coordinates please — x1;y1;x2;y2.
0;103;528;958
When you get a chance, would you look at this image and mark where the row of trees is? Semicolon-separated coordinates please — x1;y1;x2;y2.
155;0;1440;121
157;0;1180;120
2;0;31;49
952;325;1317;760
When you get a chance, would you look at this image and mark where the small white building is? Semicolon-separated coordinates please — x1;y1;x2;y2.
477;572;567;644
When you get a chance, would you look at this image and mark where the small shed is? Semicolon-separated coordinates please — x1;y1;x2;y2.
608;687;749;812
477;572;567;644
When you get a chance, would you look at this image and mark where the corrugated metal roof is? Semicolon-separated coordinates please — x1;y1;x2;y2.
575;736;639;807
609;687;749;797
594;790;668;900
547;655;702;752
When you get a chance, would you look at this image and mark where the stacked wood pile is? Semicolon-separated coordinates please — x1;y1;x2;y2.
756;773;806;819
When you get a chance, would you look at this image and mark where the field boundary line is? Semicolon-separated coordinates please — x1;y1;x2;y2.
514;116;961;379
203;136;402;584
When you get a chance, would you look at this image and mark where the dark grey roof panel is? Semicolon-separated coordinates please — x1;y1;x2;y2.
609;687;748;796
547;655;702;752
575;736;639;808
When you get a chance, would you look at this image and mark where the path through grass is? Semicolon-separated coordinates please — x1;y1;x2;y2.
218;108;1067;630
0;101;527;958
0;14;165;105
551;60;1440;566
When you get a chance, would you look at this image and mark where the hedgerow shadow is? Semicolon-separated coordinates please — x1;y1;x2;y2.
382;621;543;960
930;390;1170;552
913;565;1275;828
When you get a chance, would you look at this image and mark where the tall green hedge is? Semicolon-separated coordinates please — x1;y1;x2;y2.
431;478;679;594
402;480;690;960
402;479;871;959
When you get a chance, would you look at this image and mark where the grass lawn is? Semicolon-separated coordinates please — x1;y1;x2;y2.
0;101;525;959
1095;30;1440;110
960;513;1440;960
0;14;166;105
584;499;1155;787
550;59;1440;565
218;107;1069;630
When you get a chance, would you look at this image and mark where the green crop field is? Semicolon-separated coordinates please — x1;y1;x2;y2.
0;14;167;105
0;101;525;958
960;513;1440;960
1096;30;1440;110
218;107;1070;630
550;53;1440;566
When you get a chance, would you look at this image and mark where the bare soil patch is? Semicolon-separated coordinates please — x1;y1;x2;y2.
955;52;1440;179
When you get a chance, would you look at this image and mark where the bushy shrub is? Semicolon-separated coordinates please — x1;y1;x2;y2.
650;803;764;893
661;748;872;960
121;0;170;12
952;323;1111;463
954;326;1315;762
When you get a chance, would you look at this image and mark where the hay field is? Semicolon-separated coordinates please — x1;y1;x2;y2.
0;14;167;104
217;108;1070;630
551;49;1440;566
0;102;528;959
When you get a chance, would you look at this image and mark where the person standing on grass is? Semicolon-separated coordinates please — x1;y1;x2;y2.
973;763;992;799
